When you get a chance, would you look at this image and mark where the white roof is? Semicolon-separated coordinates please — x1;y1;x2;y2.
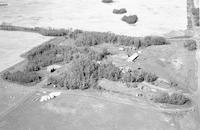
127;53;139;62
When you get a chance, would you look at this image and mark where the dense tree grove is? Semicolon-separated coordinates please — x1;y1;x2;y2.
113;8;127;14
2;71;42;84
25;43;111;72
184;40;197;51
48;58;158;89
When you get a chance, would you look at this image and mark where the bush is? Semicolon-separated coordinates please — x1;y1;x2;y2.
122;15;138;24
184;40;197;51
170;81;178;87
47;59;122;89
102;0;113;3
2;71;42;84
152;93;190;105
169;93;190;105
113;8;127;14
144;72;158;82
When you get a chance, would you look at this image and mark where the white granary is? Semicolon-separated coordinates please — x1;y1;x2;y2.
127;53;139;62
46;96;51;100
40;95;49;102
49;93;55;99
40;92;61;102
49;92;61;97
119;47;124;51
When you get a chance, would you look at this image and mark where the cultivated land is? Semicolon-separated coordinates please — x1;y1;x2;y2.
0;30;52;72
0;0;200;130
0;0;187;36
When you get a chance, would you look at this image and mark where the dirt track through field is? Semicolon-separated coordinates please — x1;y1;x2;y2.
0;90;36;120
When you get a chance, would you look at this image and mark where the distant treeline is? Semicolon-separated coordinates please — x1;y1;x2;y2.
75;31;169;48
0;23;82;36
2;71;42;84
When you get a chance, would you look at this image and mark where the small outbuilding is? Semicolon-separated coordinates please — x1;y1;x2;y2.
127;53;139;62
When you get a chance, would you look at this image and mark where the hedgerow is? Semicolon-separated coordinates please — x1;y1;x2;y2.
0;23;83;37
152;93;190;105
2;71;42;84
102;0;113;3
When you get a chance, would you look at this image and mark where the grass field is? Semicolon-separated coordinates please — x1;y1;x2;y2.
0;89;198;130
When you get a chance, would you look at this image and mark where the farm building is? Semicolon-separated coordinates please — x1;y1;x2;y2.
127;53;139;62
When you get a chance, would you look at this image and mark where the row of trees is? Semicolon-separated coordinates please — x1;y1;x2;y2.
75;31;169;48
152;92;190;105
0;23;169;48
2;71;42;84
0;23;83;37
